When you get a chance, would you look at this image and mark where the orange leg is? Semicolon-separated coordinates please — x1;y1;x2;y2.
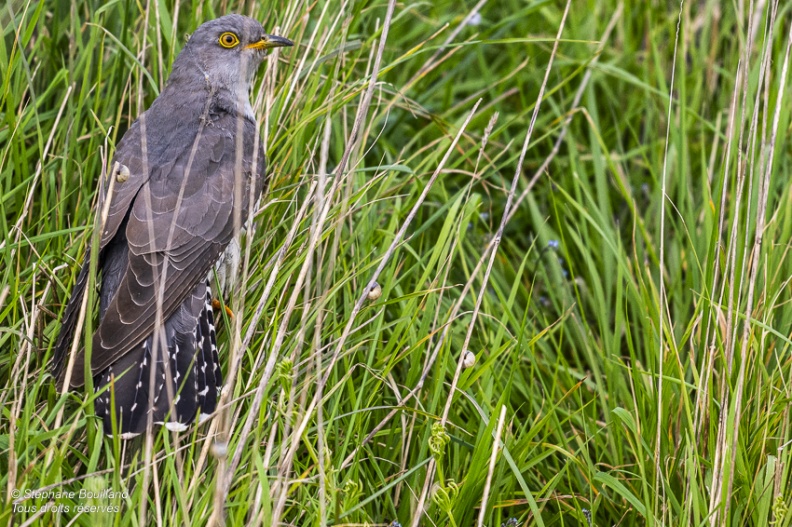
211;298;235;318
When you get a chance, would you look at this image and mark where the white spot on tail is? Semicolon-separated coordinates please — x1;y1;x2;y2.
163;422;189;432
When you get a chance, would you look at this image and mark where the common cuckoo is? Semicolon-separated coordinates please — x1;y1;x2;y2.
52;15;292;437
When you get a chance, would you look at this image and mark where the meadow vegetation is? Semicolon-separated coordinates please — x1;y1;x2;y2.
2;0;792;525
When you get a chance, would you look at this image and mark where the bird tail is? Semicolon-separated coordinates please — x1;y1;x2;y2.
196;282;223;421
93;281;223;437
51;252;92;389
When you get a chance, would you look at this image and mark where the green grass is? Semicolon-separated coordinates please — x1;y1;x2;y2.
2;0;792;525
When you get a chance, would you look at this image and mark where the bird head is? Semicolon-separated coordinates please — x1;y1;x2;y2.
181;14;293;90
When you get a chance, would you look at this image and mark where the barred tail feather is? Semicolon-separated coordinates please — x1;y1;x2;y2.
197;281;222;422
94;282;221;437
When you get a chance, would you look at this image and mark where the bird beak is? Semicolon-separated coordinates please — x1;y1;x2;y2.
245;34;294;51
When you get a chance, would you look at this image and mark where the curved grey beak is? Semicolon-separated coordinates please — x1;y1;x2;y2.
245;34;294;50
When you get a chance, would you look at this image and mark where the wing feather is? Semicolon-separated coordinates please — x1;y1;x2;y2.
63;112;263;388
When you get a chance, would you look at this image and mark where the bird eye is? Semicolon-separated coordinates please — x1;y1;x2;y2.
218;32;240;49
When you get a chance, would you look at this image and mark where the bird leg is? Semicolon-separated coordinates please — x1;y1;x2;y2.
211;298;235;319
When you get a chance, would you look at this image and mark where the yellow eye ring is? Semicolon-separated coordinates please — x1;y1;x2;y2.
218;32;240;49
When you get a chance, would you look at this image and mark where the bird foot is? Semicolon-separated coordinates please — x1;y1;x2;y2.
211;298;235;318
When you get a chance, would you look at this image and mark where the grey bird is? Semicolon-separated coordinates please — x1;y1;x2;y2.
52;15;292;437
